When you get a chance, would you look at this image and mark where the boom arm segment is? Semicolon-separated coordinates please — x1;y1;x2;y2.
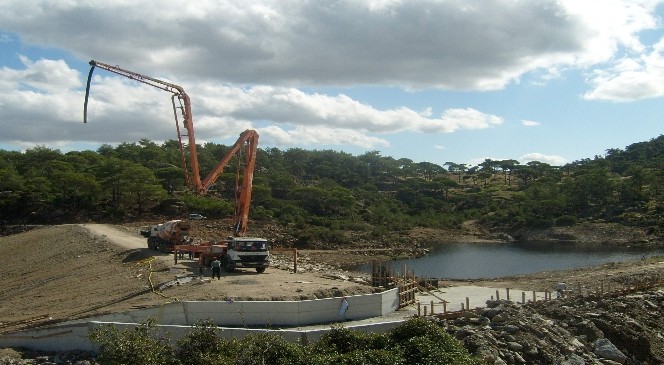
214;130;259;236
83;60;260;236
84;60;202;191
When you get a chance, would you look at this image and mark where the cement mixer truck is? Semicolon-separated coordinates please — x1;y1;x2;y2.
146;220;191;252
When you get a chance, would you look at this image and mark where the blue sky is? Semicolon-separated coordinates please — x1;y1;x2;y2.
2;1;664;168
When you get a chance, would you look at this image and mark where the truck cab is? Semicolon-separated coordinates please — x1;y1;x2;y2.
224;236;270;273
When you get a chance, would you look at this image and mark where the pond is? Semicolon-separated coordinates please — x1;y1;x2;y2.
356;241;664;279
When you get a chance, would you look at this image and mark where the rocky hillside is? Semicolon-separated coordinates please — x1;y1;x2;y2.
446;288;664;364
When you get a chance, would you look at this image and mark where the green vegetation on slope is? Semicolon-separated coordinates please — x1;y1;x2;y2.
3;134;664;245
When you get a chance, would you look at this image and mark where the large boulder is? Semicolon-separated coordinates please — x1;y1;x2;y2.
594;338;627;364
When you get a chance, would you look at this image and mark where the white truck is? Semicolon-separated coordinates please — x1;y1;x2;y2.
146;220;191;252
222;236;270;273
174;236;270;273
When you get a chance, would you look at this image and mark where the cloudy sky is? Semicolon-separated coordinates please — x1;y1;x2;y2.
2;0;664;167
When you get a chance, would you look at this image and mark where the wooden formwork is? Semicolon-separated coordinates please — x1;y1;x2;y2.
371;260;421;308
371;260;394;288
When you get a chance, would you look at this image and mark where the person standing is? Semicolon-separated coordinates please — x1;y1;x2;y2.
211;257;221;280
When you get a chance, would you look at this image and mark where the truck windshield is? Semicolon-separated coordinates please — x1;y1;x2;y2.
234;241;267;251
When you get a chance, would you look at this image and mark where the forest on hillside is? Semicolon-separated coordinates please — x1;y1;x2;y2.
2;134;664;246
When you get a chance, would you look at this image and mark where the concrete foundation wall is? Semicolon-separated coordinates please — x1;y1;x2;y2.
0;288;400;352
0;319;407;353
80;287;398;327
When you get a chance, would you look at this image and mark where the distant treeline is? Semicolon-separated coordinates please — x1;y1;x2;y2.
3;134;664;245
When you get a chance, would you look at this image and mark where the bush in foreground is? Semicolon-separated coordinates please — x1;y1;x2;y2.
89;318;176;365
89;318;484;365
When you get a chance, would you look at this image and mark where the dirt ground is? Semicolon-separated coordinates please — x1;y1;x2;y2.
1;223;664;336
0;224;374;334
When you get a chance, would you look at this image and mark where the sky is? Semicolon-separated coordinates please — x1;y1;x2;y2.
2;0;664;168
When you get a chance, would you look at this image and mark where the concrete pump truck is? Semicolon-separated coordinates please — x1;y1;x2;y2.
84;60;270;273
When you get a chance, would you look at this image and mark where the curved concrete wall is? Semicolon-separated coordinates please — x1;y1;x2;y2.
85;287;398;327
0;288;400;352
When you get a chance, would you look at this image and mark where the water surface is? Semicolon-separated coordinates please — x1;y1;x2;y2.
358;241;664;279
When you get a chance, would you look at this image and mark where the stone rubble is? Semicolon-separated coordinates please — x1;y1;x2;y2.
435;288;664;364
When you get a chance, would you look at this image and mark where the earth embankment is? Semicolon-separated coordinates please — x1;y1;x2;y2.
0;224;373;334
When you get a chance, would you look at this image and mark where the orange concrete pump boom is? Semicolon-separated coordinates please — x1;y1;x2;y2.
84;60;259;236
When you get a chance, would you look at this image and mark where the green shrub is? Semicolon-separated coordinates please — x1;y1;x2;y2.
337;349;402;365
292;227;349;247
389;318;448;344
89;318;175;365
389;318;483;365
312;326;389;354
309;327;399;365
234;332;304;365
87;317;482;365
250;205;274;220
530;218;554;229
176;320;237;365
555;215;577;227
180;194;233;217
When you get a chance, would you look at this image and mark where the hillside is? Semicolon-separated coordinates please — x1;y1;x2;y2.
4;134;664;249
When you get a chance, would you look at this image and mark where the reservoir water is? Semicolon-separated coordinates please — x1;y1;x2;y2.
357;241;664;279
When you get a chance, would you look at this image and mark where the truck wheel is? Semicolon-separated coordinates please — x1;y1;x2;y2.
223;258;235;273
256;267;266;274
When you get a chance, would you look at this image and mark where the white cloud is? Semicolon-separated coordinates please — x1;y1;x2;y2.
519;153;568;166
0;1;659;95
1;0;663;163
0;32;12;44
0;56;81;92
559;0;660;64
196;85;504;135
0;58;505;149
0;0;597;90
558;0;664;101
521;120;541;127
583;38;664;101
434;108;504;132
258;125;390;149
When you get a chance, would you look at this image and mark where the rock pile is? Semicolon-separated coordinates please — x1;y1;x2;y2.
438;289;664;364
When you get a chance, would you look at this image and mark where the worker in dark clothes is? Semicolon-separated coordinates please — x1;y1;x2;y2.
211;257;221;280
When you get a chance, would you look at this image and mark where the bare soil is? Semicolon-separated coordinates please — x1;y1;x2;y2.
0;224;374;334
